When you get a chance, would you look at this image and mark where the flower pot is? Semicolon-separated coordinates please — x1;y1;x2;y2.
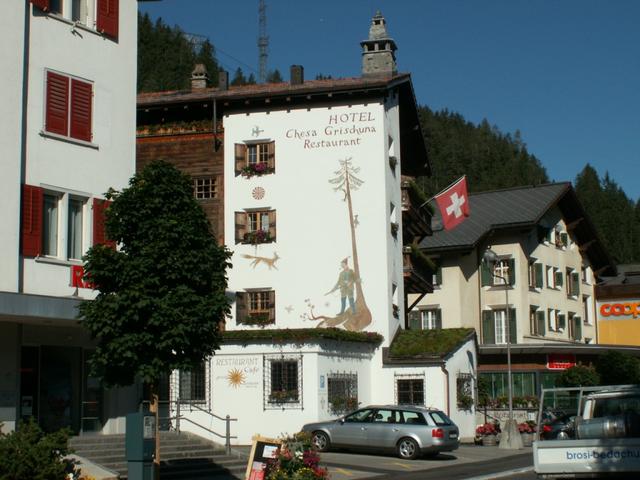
521;432;533;447
481;435;497;446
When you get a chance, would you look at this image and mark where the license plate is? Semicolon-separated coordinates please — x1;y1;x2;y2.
449;432;458;438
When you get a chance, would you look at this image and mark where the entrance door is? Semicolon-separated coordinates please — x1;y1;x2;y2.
39;346;82;432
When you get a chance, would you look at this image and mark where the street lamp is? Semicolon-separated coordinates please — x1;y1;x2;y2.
483;248;523;450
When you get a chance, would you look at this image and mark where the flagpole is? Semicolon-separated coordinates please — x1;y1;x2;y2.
419;175;466;208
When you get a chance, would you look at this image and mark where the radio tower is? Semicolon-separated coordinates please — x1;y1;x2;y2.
258;0;268;83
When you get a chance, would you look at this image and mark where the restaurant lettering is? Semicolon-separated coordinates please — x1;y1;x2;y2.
285;111;377;149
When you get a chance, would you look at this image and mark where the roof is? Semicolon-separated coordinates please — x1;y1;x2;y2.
383;327;476;364
420;183;616;276
479;343;640;357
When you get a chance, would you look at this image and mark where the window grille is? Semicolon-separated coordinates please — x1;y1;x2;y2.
327;373;358;415
179;360;207;404
394;373;425;406
456;373;473;410
264;354;303;410
193;177;217;199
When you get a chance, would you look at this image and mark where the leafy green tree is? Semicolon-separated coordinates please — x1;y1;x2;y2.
555;365;600;387
596;351;640;386
79;160;231;389
0;419;73;480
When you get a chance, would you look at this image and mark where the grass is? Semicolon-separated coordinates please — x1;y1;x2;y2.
388;328;474;358
222;328;384;345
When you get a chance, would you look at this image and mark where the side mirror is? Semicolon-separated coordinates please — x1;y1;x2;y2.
340;418;345;424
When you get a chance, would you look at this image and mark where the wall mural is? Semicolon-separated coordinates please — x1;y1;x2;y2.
303;158;372;331
242;252;280;270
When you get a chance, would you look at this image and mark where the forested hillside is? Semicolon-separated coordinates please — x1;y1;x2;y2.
136;15;639;264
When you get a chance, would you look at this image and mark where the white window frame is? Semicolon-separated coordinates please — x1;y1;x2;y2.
494;259;510;286
421;309;439;330
494;309;507;344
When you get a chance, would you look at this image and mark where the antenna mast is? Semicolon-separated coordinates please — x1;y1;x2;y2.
258;0;268;83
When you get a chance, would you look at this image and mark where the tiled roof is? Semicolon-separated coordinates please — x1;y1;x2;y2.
137;74;412;107
421;183;570;251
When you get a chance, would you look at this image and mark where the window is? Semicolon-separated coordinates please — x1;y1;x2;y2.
548;308;557;331
456;373;473;410
583;295;593;325
480;372;536;399
72;0;88;24
235;210;276;244
528;260;543;289
546;266;563;289
530;307;546;336
265;355;302;408
45;70;93;143
67;198;84;260
344;409;374;423
328;373;358;415
193;177;217;200
43;194;59;256
179;361;206;403
568;312;582;341
235;290;275;326
482;309;516;344
555;228;568;248
30;0;119;39
396;378;424;405
581;266;591;284
234;141;275;177
408;308;441;330
481;257;515;287
566;269;580;297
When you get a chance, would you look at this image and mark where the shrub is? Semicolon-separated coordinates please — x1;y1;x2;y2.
0;418;75;480
268;432;328;480
596;351;640;386
555;364;600;387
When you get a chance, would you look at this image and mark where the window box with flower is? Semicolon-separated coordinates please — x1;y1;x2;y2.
269;389;299;404
242;162;275;178
244;229;273;244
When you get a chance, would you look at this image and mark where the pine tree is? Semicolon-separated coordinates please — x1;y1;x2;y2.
231;68;247;86
266;69;284;83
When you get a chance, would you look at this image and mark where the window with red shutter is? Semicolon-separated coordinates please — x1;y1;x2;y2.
93;198;115;248
45;71;69;137
30;0;50;11
21;185;44;257
96;0;119;39
70;79;92;142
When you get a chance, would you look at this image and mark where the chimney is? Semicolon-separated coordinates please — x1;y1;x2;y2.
218;69;229;91
290;65;304;85
191;63;209;90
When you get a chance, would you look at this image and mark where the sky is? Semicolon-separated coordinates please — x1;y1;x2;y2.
138;0;640;201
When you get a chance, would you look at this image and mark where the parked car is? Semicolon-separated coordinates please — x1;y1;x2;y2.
301;405;459;460
540;412;576;440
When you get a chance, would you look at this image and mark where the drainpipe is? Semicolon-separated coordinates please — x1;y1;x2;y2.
440;363;450;415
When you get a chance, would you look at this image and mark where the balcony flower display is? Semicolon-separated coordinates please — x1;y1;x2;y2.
475;421;500;446
244;229;272;244
243;312;272;327
269;390;299;403
242;162;275;178
268;432;328;480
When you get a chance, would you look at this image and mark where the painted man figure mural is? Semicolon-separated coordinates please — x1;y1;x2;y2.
327;257;357;315
304;158;372;331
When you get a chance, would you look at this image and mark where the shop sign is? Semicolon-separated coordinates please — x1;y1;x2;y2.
547;354;576;370
599;301;640;319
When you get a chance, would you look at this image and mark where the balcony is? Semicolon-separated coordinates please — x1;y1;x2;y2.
403;245;435;294
401;180;433;242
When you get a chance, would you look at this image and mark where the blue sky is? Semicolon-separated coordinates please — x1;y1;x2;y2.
139;0;640;201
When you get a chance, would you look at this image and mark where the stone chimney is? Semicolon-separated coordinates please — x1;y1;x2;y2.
360;11;397;78
218;69;229;91
290;65;304;85
191;63;209;90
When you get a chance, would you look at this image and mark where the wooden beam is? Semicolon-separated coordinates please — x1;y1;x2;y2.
579;239;596;252
407;292;428;312
566;217;584;231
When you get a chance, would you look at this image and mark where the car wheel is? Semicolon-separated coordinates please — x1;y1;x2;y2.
397;437;420;460
312;431;330;452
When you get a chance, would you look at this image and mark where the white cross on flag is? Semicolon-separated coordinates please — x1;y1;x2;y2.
434;176;470;230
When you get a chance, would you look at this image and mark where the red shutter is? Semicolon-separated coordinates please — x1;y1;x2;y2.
45;71;69;136
21;185;44;257
93;198;115;248
96;0;119;39
30;0;50;11
70;79;92;142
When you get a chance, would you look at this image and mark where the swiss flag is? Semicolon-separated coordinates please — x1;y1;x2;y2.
434;176;470;230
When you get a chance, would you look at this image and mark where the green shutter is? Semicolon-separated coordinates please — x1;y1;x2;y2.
536;310;546;336
482;310;495;344
435;309;442;329
481;261;492;286
435;266;443;286
558;313;566;330
507;258;516;286
545;228;553;243
560;232;568;247
555;271;563;287
572;272;580;296
509;308;517;344
574;316;582;341
408;310;421;330
535;263;544;288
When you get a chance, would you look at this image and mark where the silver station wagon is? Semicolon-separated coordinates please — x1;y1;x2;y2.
302;405;459;460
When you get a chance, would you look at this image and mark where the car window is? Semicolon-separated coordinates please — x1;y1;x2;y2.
372;409;398;423
429;411;453;426
401;410;427;425
344;408;374;423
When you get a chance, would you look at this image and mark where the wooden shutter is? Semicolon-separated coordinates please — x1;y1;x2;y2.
235;292;247;325
482;310;494;344
268;210;276;241
21;185;44;257
45;71;69;136
235;211;247;243
435;265;442;286
96;0;119;39
481;261;492;286
555;270;563;287
574;316;582;341
507;258;516;286
268;290;276;323
560;233;568;247
70;79;92;142
267;141;275;170
93;198;115;247
30;0;50;10
558;313;566;330
435;309;442;330
536;310;546;336
535;263;543;288
234;144;247;175
408;310;421;330
509;308;517;344
571;272;580;296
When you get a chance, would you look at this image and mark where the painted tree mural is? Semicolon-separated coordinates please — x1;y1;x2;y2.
304;158;372;331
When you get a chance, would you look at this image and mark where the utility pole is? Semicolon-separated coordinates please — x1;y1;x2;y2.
258;0;268;83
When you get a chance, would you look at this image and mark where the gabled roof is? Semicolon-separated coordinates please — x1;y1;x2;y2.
420;183;616;276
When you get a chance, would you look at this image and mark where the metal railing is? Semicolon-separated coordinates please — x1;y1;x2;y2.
155;399;237;455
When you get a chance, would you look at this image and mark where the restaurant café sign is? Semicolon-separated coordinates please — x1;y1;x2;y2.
599;301;640;319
